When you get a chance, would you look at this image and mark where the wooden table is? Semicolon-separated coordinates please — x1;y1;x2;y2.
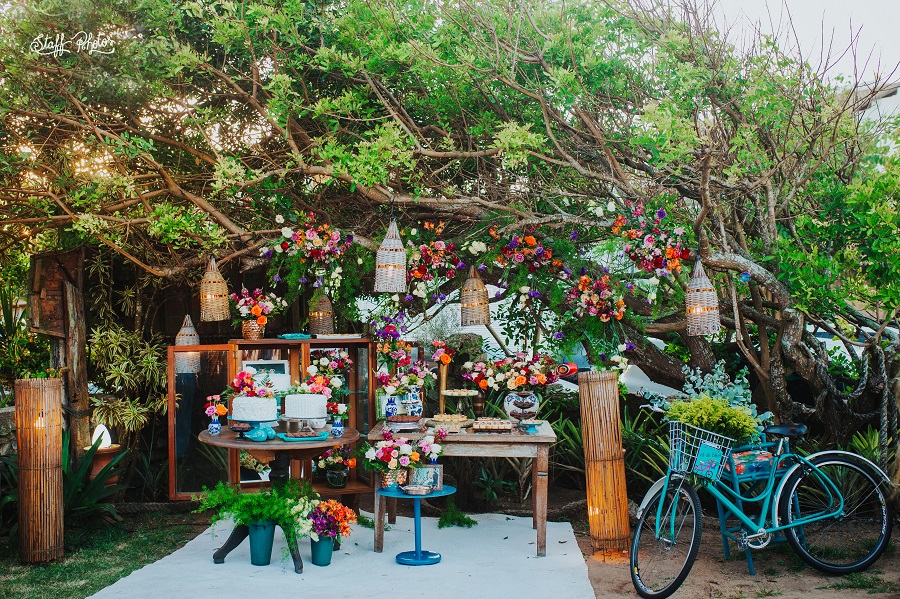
198;428;360;573
369;421;557;556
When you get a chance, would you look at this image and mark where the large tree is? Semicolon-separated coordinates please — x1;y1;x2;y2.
1;0;898;467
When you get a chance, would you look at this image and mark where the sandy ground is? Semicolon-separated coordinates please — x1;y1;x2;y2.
575;517;900;599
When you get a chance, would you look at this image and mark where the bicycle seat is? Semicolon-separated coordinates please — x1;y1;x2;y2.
763;424;807;438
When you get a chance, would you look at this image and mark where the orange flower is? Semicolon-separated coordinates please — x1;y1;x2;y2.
250;305;263;317
256;315;267;325
440;353;452;365
215;404;228;416
410;451;420;462
536;373;547;384
614;311;624;320
524;235;536;246
478;379;488;389
552;259;563;268
514;375;527;387
424;221;435;230
347;458;356;468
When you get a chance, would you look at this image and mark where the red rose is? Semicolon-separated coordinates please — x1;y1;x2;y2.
281;241;290;250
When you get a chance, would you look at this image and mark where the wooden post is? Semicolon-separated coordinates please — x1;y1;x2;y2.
15;378;64;563
578;370;630;555
63;280;90;458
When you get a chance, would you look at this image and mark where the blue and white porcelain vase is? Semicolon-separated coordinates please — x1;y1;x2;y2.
403;385;423;417
504;391;539;421
207;415;221;436
331;418;344;437
384;395;399;418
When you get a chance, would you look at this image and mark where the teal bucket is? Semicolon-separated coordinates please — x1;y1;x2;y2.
248;521;276;566
310;537;335;566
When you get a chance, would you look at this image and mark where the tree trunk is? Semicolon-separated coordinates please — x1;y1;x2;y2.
681;333;715;373
64;280;91;459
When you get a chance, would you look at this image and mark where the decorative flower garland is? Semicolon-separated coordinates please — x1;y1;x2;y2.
265;212;354;293
612;203;689;277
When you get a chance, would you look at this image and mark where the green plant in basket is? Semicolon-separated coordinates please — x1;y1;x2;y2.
665;394;760;443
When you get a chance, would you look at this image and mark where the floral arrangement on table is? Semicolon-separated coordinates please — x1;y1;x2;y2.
316;445;357;472
204;394;228;418
431;340;456;365
265;212;354;293
240;451;271;476
398;359;437;391
228;368;275;398
308;349;352;400
375;372;408;397
326;402;349;421
308;499;357;541
405;221;466;301
566;273;626;322
416;432;445;464
290;372;340;400
229;288;288;326
370;307;412;368
462;353;560;393
612;202;690;278
360;430;422;473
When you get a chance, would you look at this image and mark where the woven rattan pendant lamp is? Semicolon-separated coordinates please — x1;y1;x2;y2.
685;259;721;336
374;219;407;293
460;266;490;326
199;257;230;321
174;315;202;373
309;293;335;335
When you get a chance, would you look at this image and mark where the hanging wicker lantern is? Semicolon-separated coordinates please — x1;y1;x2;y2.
309;294;335;335
174;315;201;374
374;219;407;293
199;257;229;322
460;266;490;326
685;259;721;336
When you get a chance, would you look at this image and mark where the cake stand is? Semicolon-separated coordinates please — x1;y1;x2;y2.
228;418;277;441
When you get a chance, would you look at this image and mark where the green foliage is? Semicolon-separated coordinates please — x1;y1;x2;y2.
550;417;585;489
622;408;670;492
0;285;51;404
472;465;516;505
437;498;477;529
666;395;761;443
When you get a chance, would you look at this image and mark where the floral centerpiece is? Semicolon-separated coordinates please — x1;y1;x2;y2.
204;394;227;435
228;368;275;399
463;353;560;421
371;309;412;368
431;340;456;365
375;372;408;397
399;359;437;391
317;445;356;488
327;402;348;421
291;371;340;400
230;288;288;339
265;212;354;293
417;432;445;464
361;429;422;487
309;349;352;400
308;499;357;541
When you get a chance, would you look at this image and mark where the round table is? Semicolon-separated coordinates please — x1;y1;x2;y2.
376;485;456;565
198;427;360;573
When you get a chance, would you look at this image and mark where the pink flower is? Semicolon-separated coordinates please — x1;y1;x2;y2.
306;229;317;240
398;456;410;467
391;450;399;458
331;231;340;241
205;405;216;416
434;240;446;250
514;253;525;263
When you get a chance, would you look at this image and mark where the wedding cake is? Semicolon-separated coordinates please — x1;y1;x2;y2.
231;396;278;422
284;393;327;425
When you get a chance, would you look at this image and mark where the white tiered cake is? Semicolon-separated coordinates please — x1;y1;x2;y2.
231;396;278;422
284;393;327;426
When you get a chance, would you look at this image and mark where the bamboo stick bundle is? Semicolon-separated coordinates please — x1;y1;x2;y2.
15;377;64;563
578;370;630;554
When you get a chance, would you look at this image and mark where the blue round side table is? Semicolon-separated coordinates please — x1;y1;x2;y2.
375;484;456;565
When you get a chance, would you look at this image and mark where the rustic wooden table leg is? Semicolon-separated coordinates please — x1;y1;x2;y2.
388;497;397;524
212;524;249;564
535;445;549;557
374;490;385;552
532;457;538;530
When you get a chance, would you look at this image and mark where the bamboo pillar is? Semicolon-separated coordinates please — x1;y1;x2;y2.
578;370;630;554
15;378;64;563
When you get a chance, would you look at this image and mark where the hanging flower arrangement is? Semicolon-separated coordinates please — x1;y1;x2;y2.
566;273;626;322
612;203;689;277
405;221;466;301
492;227;562;274
265;212;354;293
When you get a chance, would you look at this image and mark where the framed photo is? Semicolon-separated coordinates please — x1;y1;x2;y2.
409;464;443;490
242;360;291;391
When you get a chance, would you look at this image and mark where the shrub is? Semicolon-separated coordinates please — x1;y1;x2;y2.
666;394;761;442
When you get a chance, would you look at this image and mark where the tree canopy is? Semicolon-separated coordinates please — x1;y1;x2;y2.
1;0;898;461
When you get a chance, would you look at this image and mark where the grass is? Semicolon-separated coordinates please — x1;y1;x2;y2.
0;512;206;599
823;572;900;595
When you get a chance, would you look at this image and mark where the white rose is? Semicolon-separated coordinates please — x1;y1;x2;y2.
431;443;442;454
463;361;474;369
410;228;418;236
365;448;376;460
337;404;347;414
391;294;400;302
607;201;616;212
331;377;343;388
648;277;660;286
486;368;493;376
275;245;284;253
307;365;318;375
319;358;329;366
281;227;293;238
400;375;409;384
617;344;627;353
519;286;530;294
357;258;363;265
611;354;622;362
385;385;397;395
593;206;604;217
275;215;285;224
486;376;495;387
399;444;413;455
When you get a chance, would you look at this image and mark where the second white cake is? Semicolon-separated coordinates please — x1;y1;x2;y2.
284;393;327;420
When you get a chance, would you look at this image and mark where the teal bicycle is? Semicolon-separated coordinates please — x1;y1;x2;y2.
630;421;894;599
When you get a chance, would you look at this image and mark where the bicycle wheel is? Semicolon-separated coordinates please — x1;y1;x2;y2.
779;453;893;574
630;481;702;599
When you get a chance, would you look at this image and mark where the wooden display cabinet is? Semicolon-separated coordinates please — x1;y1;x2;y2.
226;338;377;498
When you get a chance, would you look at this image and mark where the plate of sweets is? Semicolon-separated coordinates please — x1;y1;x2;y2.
427;413;472;433
385;415;423;432
471;417;514;433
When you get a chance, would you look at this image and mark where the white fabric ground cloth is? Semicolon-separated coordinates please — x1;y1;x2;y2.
89;512;594;599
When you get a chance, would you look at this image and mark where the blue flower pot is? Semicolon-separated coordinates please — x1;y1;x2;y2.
207;415;221;436
310;537;335;566
248;521;276;566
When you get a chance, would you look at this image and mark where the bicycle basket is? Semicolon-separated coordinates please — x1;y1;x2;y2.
668;421;734;481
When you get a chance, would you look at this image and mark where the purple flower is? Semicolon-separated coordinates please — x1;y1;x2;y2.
346;234;354;243
404;294;414;302
570;230;578;241
507;237;520;249
625;342;635;352
552;331;564;340
577;248;585;256
579;266;588;276
438;293;447;301
431;294;438;301
656;208;667;220
563;268;572;276
528;290;541;298
598;353;608;362
263;249;274;259
494;290;504;298
456;261;466;269
273;274;282;283
401;326;408;333
477;263;486;271
313;277;323;288
625;282;634;290
535;246;545;256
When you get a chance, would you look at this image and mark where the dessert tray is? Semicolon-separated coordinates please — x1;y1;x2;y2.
471;417;514;433
275;431;330;442
385;415;424;432
441;389;479;397
426;414;474;433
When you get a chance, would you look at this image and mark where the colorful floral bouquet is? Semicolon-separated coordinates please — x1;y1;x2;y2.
492;228;563;274
406;221;466;300
431;340;456;365
308;499;357;541
462;353;559;393
265;212;354;292
204;394;228;418
371;310;412;368
229;288;288;326
316;445;357;472
290;373;339;399
566;274;626;321
229;368;275;398
309;349;352;400
398;359;437;391
288;494;320;539
361;430;422;472
612;203;689;277
326;401;349;421
375;372;408;397
417;432;445;463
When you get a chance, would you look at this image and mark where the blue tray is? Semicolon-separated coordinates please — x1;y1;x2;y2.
277;333;312;340
276;432;329;443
